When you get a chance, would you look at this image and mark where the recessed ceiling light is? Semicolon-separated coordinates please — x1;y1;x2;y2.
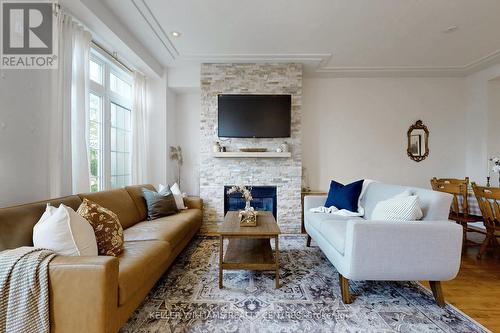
442;25;458;33
171;31;181;37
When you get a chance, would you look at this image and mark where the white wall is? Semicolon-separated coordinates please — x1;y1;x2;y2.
302;77;467;190
165;88;178;185
174;92;201;195
487;79;500;186
145;73;182;189
167;65;200;92
0;70;52;207
464;64;500;185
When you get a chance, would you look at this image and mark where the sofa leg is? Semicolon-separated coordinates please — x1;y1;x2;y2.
306;234;311;247
429;281;445;307
339;273;352;304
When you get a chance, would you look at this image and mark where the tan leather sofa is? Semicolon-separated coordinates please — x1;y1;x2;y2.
0;184;203;333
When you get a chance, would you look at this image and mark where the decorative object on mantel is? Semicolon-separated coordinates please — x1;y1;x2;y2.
279;141;289;153
238;210;258;227
239;148;267;152
407;120;429;162
488;156;500;186
169;146;183;186
213;141;222;153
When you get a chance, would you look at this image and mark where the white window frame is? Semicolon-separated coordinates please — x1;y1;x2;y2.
89;47;133;191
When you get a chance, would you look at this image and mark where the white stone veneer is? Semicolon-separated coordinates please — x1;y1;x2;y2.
200;63;302;234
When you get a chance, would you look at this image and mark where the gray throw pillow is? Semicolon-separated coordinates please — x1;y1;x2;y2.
142;188;178;220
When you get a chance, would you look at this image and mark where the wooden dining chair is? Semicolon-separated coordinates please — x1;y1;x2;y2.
430;177;483;247
471;183;500;259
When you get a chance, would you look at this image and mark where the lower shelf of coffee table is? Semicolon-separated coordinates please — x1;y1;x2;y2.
222;238;276;270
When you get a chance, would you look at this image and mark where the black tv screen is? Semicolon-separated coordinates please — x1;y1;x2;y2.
218;94;291;138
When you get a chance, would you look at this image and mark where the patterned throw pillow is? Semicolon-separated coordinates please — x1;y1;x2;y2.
77;198;124;256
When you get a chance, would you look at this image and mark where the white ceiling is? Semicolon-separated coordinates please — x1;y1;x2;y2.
101;0;500;77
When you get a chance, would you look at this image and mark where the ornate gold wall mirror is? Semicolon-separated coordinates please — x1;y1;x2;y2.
407;120;429;162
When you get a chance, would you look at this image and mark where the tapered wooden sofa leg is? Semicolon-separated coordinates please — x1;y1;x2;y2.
429;281;445;307
339;273;352;304
306;234;311;247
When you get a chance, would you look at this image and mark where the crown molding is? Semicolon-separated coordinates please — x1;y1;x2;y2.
461;49;500;75
132;1;500;77
180;53;332;64
314;50;500;77
314;65;466;77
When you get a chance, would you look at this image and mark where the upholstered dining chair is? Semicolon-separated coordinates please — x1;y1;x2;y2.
471;183;500;259
430;177;483;247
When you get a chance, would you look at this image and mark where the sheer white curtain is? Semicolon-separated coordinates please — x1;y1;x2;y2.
71;22;92;194
131;72;148;184
49;13;92;197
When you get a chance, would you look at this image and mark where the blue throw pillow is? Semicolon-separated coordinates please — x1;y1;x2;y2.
324;180;364;212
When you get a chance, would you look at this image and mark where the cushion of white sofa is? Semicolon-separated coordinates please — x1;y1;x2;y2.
305;211;362;255
304;211;333;232
306;211;362;228
319;220;348;255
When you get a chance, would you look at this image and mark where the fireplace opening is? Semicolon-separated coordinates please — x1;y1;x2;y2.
224;186;277;219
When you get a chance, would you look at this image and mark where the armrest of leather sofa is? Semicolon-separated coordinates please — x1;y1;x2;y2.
184;196;203;210
48;256;119;333
343;219;462;281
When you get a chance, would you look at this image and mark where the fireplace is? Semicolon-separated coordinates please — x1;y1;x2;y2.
224;186;277;219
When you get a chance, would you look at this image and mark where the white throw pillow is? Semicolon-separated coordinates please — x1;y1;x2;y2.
159;183;187;210
33;204;98;256
371;191;423;221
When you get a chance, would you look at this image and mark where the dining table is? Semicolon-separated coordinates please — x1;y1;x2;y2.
464;189;482;217
450;189;486;236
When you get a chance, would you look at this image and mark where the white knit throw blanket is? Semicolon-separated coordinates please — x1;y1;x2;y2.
0;247;56;333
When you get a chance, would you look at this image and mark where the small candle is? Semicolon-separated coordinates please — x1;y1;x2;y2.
488;158;491;177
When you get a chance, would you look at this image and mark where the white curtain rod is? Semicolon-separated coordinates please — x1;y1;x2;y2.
91;41;134;74
57;3;143;77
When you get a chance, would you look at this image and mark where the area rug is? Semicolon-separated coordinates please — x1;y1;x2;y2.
121;236;490;333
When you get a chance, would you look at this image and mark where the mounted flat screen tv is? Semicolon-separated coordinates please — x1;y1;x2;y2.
218;94;291;138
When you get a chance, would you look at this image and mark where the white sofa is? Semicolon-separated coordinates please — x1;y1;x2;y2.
304;182;462;306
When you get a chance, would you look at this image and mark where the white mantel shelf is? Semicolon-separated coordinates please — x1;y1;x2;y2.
213;151;291;158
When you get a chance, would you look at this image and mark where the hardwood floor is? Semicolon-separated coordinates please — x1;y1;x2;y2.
421;232;500;332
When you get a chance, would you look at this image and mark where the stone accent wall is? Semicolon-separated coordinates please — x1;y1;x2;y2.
200;63;302;234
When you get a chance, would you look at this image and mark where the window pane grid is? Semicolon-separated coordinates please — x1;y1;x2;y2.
89;59;103;84
87;47;133;192
89;93;102;192
110;72;132;98
110;102;131;189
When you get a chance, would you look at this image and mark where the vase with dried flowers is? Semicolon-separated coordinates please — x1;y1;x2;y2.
227;185;253;211
169;146;183;186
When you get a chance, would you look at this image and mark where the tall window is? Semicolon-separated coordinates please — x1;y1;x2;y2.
89;48;133;192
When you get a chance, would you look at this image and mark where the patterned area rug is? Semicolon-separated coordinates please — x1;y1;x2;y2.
121;236;489;333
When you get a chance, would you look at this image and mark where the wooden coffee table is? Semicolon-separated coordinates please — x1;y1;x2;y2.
218;211;281;288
